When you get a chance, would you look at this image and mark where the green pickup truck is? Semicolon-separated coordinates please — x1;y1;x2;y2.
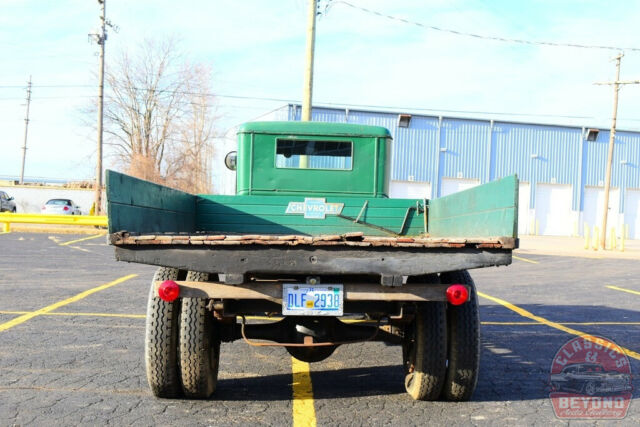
106;121;518;401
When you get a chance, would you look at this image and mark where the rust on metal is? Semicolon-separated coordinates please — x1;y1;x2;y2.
111;231;517;250
238;316;381;348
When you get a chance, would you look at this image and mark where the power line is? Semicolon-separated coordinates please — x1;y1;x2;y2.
333;1;640;53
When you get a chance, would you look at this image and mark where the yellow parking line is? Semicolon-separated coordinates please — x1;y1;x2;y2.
478;291;640;361
512;255;539;264
0;310;145;319
291;357;317;427
59;233;106;246
0;274;137;332
2;309;639;327
482;321;640;326
607;285;640;296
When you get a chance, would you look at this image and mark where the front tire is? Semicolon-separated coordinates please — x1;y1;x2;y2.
402;302;447;400
179;271;220;399
145;267;182;398
439;270;480;401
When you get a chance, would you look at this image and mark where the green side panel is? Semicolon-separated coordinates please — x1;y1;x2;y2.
195;195;426;236
106;170;196;234
428;175;519;238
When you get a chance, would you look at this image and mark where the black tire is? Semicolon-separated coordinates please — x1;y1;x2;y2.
402;302;447;400
145;267;182;398
439;270;480;401
179;271;220;399
11;207;16;213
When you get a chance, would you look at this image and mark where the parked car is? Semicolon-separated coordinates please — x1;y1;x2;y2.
41;198;82;215
550;363;632;396
0;191;17;212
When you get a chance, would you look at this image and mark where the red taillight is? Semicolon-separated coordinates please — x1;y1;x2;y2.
446;284;469;306
158;280;180;302
63;206;69;211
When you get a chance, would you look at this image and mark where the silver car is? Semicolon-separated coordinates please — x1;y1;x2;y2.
0;191;16;212
41;198;82;215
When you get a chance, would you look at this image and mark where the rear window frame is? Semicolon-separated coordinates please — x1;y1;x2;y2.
274;138;354;171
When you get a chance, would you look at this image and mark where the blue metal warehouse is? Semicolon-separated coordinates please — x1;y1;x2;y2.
254;104;640;239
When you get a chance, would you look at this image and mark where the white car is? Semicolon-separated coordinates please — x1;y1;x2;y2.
41;198;82;215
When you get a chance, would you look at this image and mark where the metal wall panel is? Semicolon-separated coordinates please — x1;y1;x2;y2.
282;105;640;222
392;116;439;183
439;118;490;182
493;122;582;209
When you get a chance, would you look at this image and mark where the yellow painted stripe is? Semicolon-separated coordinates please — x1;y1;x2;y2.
2;309;639;327
291;357;317;427
478;291;640;361
0;231;10;235
0;310;145;319
59;233;106;246
482;321;640;326
512;255;539;264
0;274;137;332
607;285;640;296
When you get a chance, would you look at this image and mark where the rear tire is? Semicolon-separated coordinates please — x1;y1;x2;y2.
179;271;220;399
402;302;447;400
439;270;480;401
145;267;182;398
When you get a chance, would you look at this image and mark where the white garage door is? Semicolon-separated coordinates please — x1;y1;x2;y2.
389;181;432;199
440;178;480;197
583;187;620;235
518;182;530;235
535;184;573;236
624;189;640;240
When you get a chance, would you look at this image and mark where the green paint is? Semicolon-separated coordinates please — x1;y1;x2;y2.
237;122;391;197
428;175;518;238
106;122;518;239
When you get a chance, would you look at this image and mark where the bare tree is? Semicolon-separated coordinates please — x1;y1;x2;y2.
103;38;214;192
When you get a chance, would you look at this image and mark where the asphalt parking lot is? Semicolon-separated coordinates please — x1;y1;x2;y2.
0;232;638;425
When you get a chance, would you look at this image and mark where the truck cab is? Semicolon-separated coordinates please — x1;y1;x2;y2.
233;121;391;197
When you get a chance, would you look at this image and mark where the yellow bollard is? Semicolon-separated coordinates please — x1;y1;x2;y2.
592;226;599;250
530;218;535;235
610;227;616;250
584;224;590;250
2;222;9;233
621;227;626;252
536;220;540;236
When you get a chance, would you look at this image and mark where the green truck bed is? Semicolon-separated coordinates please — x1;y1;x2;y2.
106;170;518;281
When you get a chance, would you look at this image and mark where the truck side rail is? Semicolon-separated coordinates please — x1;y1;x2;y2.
106;170;197;234
428;175;518;238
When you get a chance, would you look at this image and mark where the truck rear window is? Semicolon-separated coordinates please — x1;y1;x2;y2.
276;139;352;170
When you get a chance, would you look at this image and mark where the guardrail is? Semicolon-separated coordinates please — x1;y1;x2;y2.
0;213;108;232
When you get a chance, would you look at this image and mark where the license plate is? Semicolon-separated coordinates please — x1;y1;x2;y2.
282;284;343;316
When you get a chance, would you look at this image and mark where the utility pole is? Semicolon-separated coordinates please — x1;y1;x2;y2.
301;0;317;122
19;76;32;185
595;53;640;249
90;0;107;215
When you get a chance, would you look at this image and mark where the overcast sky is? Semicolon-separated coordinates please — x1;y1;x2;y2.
2;0;640;181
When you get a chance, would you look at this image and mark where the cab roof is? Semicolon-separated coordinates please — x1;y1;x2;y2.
238;121;392;138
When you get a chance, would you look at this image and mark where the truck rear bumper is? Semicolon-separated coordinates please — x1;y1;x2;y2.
114;240;512;281
153;279;459;302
